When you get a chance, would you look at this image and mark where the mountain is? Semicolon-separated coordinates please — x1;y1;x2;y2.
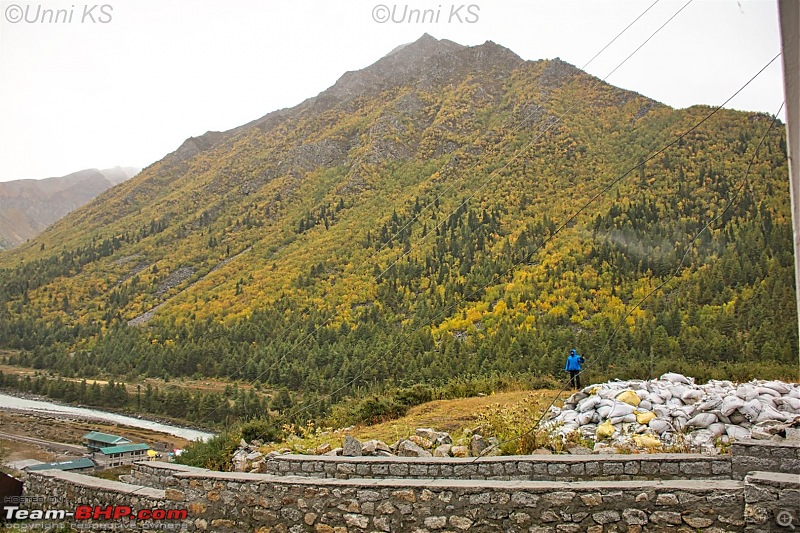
0;166;139;250
0;35;794;415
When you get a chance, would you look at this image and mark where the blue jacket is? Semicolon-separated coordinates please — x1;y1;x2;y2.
565;351;583;371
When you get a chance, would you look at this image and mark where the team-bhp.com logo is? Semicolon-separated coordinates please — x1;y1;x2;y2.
4;504;187;521
4;3;113;24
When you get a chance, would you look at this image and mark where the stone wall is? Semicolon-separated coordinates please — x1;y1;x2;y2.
25;464;745;532
744;471;800;533
731;440;800;480
17;440;800;532
262;453;732;482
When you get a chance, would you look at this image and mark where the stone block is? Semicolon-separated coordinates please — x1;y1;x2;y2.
655;493;679;506
623;461;640;475
409;464;428;476
469;493;490;505
745;484;777;503
391;489;416;503
711;460;732;475
622;507;648;526
423;516;446;529
640;461;660;476
592;510;621;524
165;488;185;501
542;491;576;506
448;516;473;531
651;511;682;525
388;464;409;476
682;515;714;528
660;461;680;475
680;461;711;475
602;462;624;476
343;514;369;529
580;493;602;507
569;463;585;477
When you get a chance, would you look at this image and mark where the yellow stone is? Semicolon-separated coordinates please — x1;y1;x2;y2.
392;489;417;502
165;488;185;501
188;502;207;515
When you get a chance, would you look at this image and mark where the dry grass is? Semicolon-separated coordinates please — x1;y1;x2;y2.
0;438;58;463
272;389;563;454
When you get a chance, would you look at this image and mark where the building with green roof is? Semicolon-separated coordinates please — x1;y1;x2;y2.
26;458;96;472
82;431;131;451
92;443;150;468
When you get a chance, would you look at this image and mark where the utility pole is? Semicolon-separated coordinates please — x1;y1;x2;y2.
778;0;799;379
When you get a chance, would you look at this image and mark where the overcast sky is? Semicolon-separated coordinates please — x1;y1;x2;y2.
0;0;786;182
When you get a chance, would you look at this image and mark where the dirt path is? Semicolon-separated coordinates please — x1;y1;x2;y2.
0;430;85;455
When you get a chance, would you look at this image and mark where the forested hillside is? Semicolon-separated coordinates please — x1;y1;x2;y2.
0;35;794;422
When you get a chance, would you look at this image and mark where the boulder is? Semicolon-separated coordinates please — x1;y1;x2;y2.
362;439;392;456
409;435;434;449
433;444;452;457
342;436;363;457
232;449;249;472
450;445;470;457
397;439;432;457
315;443;332;455
469;434;489;456
416;428;452;444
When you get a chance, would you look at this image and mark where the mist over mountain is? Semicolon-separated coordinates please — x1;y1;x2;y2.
0;35;793;414
0;166;139;250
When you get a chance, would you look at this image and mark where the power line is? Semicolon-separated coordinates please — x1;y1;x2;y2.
286;52;782;424
284;0;698;421
195;0;668;421
485;99;785;457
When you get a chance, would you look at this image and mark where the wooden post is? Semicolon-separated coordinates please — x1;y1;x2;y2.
778;0;800;377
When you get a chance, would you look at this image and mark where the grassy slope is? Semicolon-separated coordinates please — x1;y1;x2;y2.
272;389;562;453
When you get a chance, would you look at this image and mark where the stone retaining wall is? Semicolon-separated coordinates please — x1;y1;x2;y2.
743;471;800;532
18;440;800;532
25;464;746;532
731;440;800;480
262;453;732;482
128;461;207;489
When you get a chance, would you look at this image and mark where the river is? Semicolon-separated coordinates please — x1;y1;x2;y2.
0;392;215;442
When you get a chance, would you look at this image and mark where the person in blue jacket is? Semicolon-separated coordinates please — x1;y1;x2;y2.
565;348;585;389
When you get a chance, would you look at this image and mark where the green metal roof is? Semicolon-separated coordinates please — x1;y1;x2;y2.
98;443;150;455
27;458;96;471
82;431;131;445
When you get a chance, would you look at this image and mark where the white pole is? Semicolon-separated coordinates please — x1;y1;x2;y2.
778;0;800;380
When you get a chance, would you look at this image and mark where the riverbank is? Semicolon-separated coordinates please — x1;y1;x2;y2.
0;391;215;442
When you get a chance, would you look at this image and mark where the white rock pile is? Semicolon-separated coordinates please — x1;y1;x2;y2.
545;373;800;453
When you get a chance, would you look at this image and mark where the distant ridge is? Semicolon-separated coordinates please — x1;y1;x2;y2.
0;166;139;250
